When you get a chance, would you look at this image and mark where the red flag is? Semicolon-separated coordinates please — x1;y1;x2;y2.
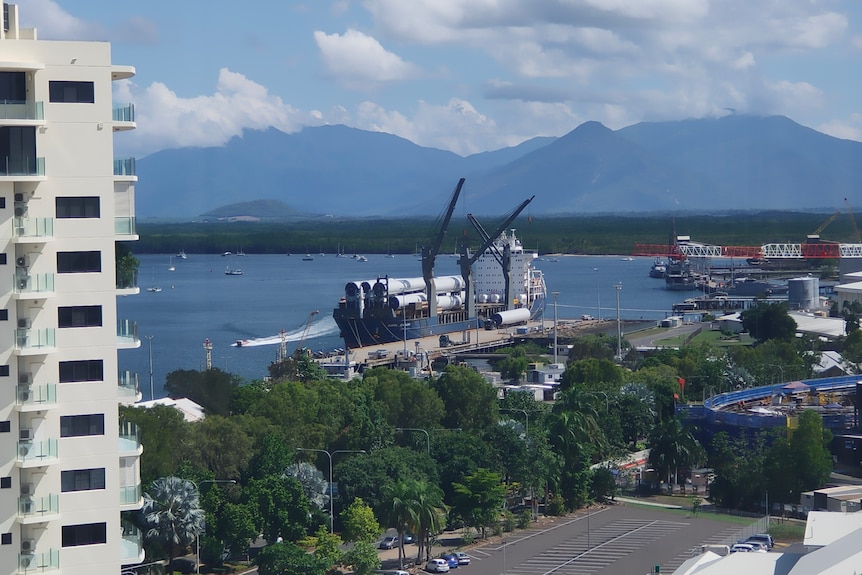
678;377;685;391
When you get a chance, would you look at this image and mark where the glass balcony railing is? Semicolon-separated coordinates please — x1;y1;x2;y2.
0;100;44;120
14;272;55;296
0;155;44;176
19;493;59;518
16;384;56;407
19;549;60;572
17;439;58;464
113;157;136;176
118;371;140;399
118;421;141;454
15;328;56;351
120;523;143;562
120;483;142;505
115;216;137;236
112;103;135;122
13;217;54;239
117;319;139;346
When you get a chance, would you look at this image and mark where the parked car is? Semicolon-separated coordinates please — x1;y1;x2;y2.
383;571;409;575
453;552;471;565
402;532;415;544
730;543;765;553
379;535;399;549
426;558;450;573
442;554;459;569
744;534;774;549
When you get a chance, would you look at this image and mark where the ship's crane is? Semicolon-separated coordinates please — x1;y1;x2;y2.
421;178;465;317
293;310;319;358
808;209;841;240
458;196;535;319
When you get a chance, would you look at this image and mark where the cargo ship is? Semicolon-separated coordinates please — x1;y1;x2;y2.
332;179;546;349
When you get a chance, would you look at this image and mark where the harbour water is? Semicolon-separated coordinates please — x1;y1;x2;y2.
118;254;700;399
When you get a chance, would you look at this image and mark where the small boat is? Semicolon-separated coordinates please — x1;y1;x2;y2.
225;267;243;276
146;286;162;293
649;258;667;278
620;256;635;261
357;255;368;262
168;257;175;272
176;249;187;260
221;251;232;257
302;254;314;261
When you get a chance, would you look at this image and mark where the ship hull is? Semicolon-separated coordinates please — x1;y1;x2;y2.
333;311;477;349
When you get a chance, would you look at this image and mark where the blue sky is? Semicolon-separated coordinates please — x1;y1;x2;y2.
21;0;862;158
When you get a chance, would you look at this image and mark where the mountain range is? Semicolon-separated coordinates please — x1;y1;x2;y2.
135;115;862;219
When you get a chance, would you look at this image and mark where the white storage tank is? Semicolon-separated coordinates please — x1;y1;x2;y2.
788;276;819;310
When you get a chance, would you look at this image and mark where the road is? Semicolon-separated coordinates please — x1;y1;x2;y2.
445;505;750;575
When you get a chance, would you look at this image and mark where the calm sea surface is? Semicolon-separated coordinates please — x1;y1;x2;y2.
118;254;697;398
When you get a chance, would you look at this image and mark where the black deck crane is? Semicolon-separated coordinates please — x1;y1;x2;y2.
457;195;535;320
420;178;465;317
293;310;319;358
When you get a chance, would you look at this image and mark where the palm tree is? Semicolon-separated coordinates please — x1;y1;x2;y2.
648;418;706;486
412;481;446;563
142;476;205;563
382;481;418;570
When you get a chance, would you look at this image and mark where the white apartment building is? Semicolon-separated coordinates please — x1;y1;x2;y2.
0;3;144;574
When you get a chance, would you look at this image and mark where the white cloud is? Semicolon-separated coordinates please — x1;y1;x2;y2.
313;29;419;89
818;113;862;142
114;69;316;157
17;0;106;39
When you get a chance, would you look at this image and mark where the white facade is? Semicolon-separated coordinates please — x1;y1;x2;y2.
1;3;143;574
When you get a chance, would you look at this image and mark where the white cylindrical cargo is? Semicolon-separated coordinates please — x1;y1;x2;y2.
435;294;463;310
788;277;819;310
491;308;531;327
388;293;428;309
432;276;466;293
477;293;489;303
386;277;427;295
490;294;502;303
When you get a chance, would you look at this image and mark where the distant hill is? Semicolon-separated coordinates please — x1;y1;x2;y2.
201;199;307;220
135;115;862;219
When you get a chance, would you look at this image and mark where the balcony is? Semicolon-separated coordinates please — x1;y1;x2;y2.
16;439;58;468
14;328;56;355
118;421;142;455
18;549;60;574
120;523;145;564
115;216;138;240
18;493;59;524
116;269;139;295
117;319;140;349
113;157;136;180
13;217;54;243
0;100;44;122
117;371;141;403
13;272;55;299
112;103;135;131
16;384;57;412
119;482;143;508
0;155;45;180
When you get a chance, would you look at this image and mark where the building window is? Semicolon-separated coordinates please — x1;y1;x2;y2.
61;469;106;492
57;251;101;273
0;197;5;209
62;523;106;547
0;71;26;103
0;533;10;545
0;421;9;433
59;360;103;383
48;81;95;104
58;305;102;328
60;414;104;438
0;477;10;489
0;310;7;321
0;365;8;377
0;253;6;265
56;197;99;219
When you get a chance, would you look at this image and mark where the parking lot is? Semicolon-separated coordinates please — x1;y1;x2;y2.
384;504;760;575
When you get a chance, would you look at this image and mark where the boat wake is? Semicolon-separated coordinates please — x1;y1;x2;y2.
232;316;339;347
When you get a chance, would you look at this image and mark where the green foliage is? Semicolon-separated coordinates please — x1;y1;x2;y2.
312;526;343;571
516;510;532;529
647;418;706;484
116;242;140;288
165;368;241;416
140;476;205;562
497;355;529;382
567;334;617;362
242;475;313;544
502;510;516;532
432;365;499;432
590;467;617;502
255;541;326;575
546;494;566;516
560;358;623;392
361;367;445;431
215;502;258;556
121;405;190;487
268;354;327;383
341;541;382;575
452;468;506;539
340;498;381;543
189;415;254;480
741;302;797;342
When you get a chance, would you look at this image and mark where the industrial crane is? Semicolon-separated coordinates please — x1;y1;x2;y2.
293;310;319;358
421;178;465;317
809;209;840;239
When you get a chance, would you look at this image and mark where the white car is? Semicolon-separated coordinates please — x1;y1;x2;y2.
731;543;766;553
426;558;451;573
454;552;471;565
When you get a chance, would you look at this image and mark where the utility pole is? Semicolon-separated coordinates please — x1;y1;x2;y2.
552;291;559;364
614;283;622;360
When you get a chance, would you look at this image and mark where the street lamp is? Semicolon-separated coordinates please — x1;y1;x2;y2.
593;268;600;320
395;427;430;455
190;479;236;574
552;291;559;365
296;448;366;533
614;283;622;360
144;335;154;401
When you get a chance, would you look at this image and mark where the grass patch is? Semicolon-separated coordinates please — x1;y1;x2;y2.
620;501;757;524
768;521;806;543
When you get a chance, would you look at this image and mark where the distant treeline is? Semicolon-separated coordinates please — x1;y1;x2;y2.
132;211;860;256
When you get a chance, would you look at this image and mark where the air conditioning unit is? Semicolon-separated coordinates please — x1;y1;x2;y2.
19;444;31;457
16;255;29;268
19;373;32;385
19;388;31;402
19;555;33;569
17;318;31;329
18;277;29;290
19;428;33;441
14;205;27;217
14;192;24;203
20;483;33;496
21;499;33;514
21;539;35;553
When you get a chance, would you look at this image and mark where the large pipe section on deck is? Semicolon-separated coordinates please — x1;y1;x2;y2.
389;292;464;310
489;307;531;328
